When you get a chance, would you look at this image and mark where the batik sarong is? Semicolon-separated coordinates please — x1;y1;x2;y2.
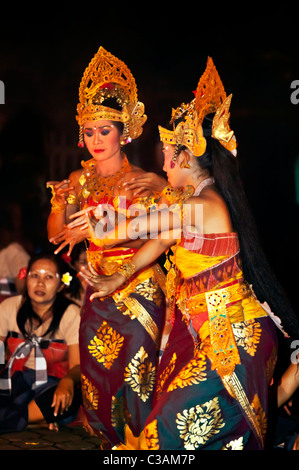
116;232;278;450
79;246;165;449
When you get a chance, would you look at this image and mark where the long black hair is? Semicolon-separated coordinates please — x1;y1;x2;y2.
192;113;299;339
63;242;86;302
17;253;74;339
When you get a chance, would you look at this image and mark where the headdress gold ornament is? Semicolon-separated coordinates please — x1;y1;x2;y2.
76;46;147;147
211;93;236;152
158;57;236;165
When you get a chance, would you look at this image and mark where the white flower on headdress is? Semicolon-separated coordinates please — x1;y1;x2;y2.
61;272;73;286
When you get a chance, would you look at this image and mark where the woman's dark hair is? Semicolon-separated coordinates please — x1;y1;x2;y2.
17;253;74;339
101;96;124;135
64;242;86;302
189;114;299;339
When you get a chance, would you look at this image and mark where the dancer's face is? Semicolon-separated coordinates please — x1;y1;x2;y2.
162;144;184;188
83;119;122;162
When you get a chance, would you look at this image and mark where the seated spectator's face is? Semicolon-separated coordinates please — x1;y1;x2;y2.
26;258;62;308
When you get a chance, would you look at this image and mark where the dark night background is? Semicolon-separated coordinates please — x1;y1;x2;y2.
0;11;298;312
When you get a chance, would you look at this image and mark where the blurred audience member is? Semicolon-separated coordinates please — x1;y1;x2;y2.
0;209;30;298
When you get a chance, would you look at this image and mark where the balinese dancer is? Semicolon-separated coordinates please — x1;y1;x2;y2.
82;58;299;449
46;47;166;448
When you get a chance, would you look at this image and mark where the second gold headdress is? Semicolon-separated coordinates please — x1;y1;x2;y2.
159;57;237;165
76;47;147;147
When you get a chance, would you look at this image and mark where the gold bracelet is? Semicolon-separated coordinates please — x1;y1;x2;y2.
116;260;136;281
50;198;67;214
47;183;67;214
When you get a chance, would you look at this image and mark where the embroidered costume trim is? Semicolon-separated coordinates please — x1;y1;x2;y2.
221;372;264;447
206;287;241;378
122;297;159;346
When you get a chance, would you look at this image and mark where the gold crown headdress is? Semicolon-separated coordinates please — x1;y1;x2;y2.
76;47;147;147
158;57;236;165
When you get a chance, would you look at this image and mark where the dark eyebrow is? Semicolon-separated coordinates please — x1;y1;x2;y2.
83;125;113;130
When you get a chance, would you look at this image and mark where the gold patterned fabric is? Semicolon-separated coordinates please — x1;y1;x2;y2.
79;275;165;449
119;231;279;451
176;397;225;449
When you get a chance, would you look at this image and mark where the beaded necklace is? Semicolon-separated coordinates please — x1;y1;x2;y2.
193;177;215;196
78;154;132;203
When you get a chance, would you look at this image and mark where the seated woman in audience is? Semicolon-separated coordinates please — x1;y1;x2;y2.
0;253;81;433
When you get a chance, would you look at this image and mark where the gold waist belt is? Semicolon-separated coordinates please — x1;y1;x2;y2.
87;248;165;300
179;281;256;379
181;279;251;319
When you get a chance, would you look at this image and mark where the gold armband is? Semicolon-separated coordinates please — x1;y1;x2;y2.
116;260;136;281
